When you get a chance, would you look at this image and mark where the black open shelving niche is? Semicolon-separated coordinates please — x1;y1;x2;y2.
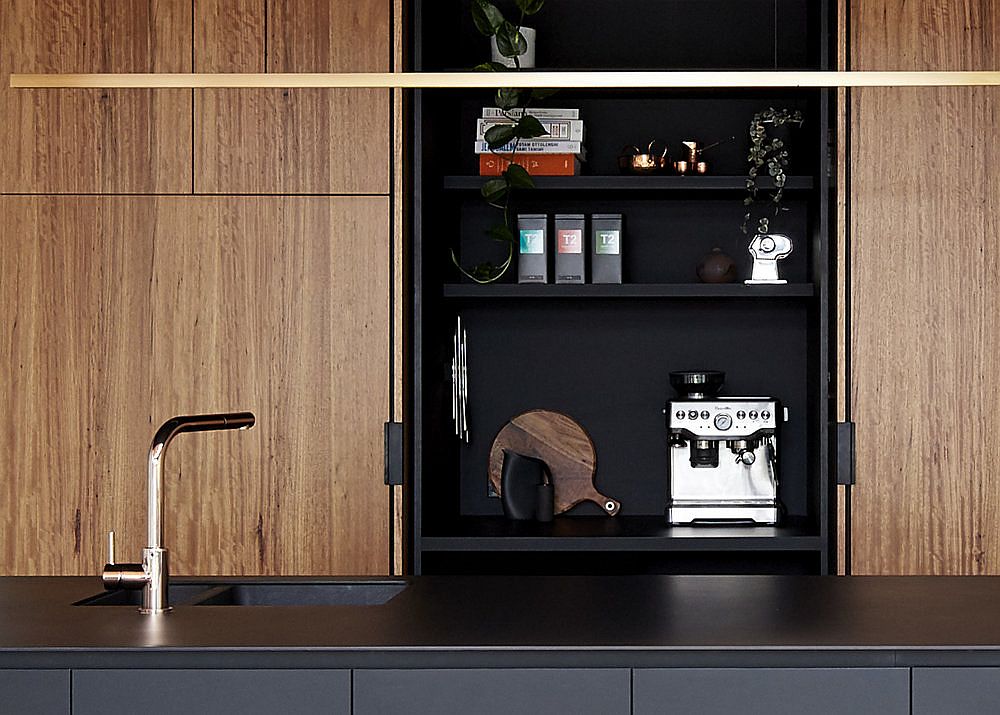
409;0;837;575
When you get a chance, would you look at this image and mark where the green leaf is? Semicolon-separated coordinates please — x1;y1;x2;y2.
495;21;528;58
471;0;504;36
503;163;535;189
480;178;508;203
495;87;522;110
488;223;515;244
515;0;545;15
473;61;509;72
531;88;559;101
470;262;495;280
484;124;517;149
513;115;548;139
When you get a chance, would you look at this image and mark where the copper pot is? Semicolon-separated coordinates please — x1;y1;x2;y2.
618;141;670;174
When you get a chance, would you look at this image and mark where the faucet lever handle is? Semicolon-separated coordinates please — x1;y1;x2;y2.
107;530;115;566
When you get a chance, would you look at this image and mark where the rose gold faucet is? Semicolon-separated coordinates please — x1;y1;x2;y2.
102;412;255;614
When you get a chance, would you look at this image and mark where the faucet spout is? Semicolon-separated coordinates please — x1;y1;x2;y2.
147;412;255;549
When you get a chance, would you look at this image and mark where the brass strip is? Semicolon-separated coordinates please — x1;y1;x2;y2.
10;70;1000;89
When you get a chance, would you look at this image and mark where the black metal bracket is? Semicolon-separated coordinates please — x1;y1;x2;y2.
834;421;856;486
384;422;403;486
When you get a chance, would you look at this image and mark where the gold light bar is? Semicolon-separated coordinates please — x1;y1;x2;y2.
9;71;1000;89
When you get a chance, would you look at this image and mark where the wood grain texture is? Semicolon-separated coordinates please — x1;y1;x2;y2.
850;1;1000;574
0;197;154;575
836;0;848;575
488;411;621;516
149;197;391;575
0;197;391;575
0;0;192;193
194;0;390;194
392;0;405;575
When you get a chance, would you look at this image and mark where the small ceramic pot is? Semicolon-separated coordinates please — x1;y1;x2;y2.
697;247;738;283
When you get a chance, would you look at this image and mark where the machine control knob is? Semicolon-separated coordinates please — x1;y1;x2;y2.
736;450;756;465
688;410;698;420
761;410;771;420
675;410;685;420
700;410;710;420
713;413;733;431
749;410;759;420
736;410;746;420
760;236;776;252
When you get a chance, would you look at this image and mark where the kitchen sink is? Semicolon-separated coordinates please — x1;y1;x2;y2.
75;579;408;607
75;583;217;606
193;580;408;606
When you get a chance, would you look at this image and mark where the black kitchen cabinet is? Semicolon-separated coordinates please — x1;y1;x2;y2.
911;668;1000;714
71;669;350;715
408;0;838;574
0;669;69;714
353;668;630;715
633;668;910;715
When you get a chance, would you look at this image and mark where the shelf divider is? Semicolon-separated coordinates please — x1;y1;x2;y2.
443;283;815;299
421;516;822;552
443;175;814;191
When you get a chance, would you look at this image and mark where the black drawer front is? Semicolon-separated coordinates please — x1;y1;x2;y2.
634;667;909;715
354;668;630;715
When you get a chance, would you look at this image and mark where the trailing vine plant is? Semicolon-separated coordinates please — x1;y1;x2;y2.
742;107;805;235
450;0;554;283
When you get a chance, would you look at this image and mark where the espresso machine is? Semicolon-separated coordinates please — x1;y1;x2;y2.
665;371;784;525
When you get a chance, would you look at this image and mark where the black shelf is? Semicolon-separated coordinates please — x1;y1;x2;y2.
421;516;822;552
443;175;814;191
443;283;816;299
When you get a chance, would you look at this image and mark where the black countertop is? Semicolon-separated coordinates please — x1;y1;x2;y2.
3;575;1000;669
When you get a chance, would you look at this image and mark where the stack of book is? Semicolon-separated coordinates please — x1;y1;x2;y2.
476;107;584;177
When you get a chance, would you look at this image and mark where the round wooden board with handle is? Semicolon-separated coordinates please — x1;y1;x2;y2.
488;409;621;516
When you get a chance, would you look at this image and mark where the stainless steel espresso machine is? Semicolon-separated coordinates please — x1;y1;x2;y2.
665;371;784;525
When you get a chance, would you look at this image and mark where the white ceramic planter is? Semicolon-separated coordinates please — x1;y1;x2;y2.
490;27;536;69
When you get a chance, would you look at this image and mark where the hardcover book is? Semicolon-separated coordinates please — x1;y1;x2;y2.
474;139;583;154
479;154;581;176
481;107;580;119
476;118;585;142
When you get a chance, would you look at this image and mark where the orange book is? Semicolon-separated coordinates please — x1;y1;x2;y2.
479;153;580;176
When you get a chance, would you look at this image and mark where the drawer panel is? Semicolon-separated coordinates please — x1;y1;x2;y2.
354;668;630;715
912;667;1000;714
634;667;909;715
72;669;349;715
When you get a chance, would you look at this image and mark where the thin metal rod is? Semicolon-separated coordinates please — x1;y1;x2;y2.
9;70;1000;90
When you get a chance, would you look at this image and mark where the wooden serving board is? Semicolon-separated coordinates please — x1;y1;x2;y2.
488;410;621;516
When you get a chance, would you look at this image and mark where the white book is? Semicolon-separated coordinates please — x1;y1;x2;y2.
474;139;583;154
481;107;580;119
476;118;584;142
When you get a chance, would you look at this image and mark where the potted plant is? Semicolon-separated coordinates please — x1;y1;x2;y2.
451;0;552;284
475;0;542;69
741;107;805;236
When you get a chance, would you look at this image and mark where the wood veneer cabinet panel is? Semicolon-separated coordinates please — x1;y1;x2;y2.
849;1;1000;573
149;197;391;575
0;197;154;575
194;0;390;195
0;0;192;193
